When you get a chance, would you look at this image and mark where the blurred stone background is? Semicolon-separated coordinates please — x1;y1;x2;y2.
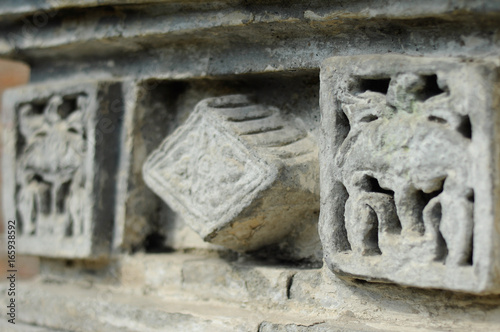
0;59;39;279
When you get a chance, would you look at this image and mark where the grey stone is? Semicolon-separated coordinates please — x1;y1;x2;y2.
319;54;500;293
143;94;319;252
258;321;382;332
181;257;296;304
2;80;125;258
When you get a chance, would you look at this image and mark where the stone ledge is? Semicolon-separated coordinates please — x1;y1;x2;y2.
1;1;500;62
13;252;500;331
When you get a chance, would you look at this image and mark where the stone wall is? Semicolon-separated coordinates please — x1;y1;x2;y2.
1;1;500;331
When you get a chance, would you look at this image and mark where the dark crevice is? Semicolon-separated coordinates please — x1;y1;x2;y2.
464;189;474;266
286;274;295;299
16;209;23;235
337;182;352;252
428;116;447;124
416;74;445;101
359;78;391;94
30;101;46;115
31;194;38;231
465;226;474;266
359;175;402;234
227;115;270;122
363;206;382;256
144;233;174;253
415;182;444;235
337;105;351;145
360;175;394;197
430;202;448;262
56;181;71;213
457;115;472;139
467;190;475;203
32;174;52;216
208;101;252;109
240;126;284;135
65;215;74;237
360;114;378;123
58;97;77;119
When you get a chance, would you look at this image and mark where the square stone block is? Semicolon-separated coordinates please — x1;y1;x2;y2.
144;95;319;252
2;81;124;258
319;54;500;293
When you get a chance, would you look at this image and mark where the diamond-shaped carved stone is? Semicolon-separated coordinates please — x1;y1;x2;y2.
320;55;500;293
143;95;319;251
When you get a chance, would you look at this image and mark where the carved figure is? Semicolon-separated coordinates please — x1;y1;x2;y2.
16;94;87;237
337;73;473;265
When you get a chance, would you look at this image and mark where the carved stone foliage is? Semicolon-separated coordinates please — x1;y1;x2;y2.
143;95;319;252
319;55;500;293
2;81;124;258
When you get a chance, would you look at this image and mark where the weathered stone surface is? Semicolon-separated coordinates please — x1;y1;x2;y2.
319;54;500;293
258;321;381;332
3;253;500;332
144;94;319;252
2;80;124;258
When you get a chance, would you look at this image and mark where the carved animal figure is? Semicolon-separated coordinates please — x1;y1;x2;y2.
335;73;474;266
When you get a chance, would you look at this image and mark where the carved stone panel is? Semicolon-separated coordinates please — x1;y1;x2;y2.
2;81;124;258
319;55;500;293
143;95;319;252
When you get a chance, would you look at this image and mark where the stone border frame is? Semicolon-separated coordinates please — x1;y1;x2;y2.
319;54;500;293
2;80;124;259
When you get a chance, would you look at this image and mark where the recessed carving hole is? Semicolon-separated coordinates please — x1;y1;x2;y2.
31;197;38;232
359;175;401;234
465;225;474;266
359;78;391;94
32;174;43;182
337;182;352;252
457;115;472;139
65;215;73;237
33;175;52;215
15;202;24;235
360;115;379;123
417;75;445;101
337;106;351;144
467;190;475;203
144;233;173;253
360;175;394;197
428;116;447;124
430;203;448;262
352;278;368;285
30;102;46;115
58;97;77;119
56;181;71;213
363;206;382;256
415;180;445;235
68;127;79;134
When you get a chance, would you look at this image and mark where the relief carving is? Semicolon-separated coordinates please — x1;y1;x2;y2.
2;81;124;258
143;95;319;252
16;95;87;237
320;55;500;293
